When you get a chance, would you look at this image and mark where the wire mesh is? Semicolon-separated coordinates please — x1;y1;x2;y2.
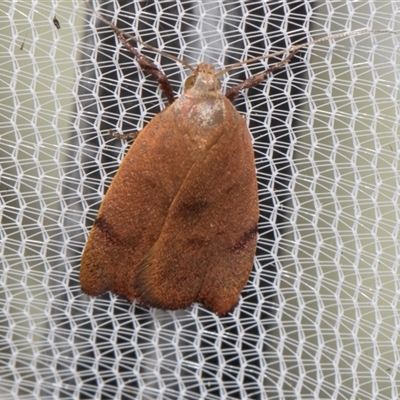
0;1;399;399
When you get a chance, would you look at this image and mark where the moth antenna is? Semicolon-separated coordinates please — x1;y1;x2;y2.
86;1;195;73
216;29;395;77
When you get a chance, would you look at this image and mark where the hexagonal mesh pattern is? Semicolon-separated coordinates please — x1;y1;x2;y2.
1;1;399;399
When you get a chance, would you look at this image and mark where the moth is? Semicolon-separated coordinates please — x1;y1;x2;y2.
80;5;390;315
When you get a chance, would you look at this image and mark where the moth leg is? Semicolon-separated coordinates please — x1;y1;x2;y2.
108;129;138;141
117;34;176;105
107;32;175;141
225;49;299;102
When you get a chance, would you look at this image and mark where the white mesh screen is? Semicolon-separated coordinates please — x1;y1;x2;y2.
1;1;399;399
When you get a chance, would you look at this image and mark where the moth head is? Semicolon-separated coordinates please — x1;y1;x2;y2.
184;63;222;94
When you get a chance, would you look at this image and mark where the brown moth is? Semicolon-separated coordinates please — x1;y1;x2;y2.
80;6;391;315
